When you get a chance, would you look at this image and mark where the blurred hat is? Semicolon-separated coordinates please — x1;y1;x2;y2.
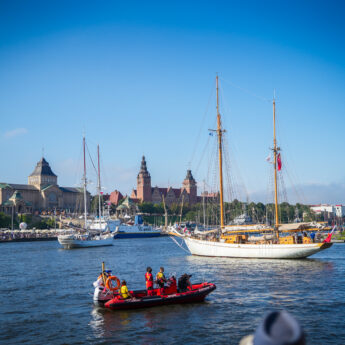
240;311;305;345
105;270;112;274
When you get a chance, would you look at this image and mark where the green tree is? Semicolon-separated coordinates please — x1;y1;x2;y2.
138;202;155;214
0;212;11;228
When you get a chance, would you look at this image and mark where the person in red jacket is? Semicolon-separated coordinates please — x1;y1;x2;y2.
145;266;154;296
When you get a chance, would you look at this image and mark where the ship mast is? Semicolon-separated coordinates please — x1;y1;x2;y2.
272;98;280;236
97;144;102;230
216;76;225;228
83;136;88;229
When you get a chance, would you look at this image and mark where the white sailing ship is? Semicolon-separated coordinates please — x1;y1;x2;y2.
180;77;332;259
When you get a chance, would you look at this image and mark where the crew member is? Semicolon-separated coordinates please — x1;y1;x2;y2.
178;274;192;292
120;280;132;300
95;270;111;287
156;267;167;289
145;267;154;296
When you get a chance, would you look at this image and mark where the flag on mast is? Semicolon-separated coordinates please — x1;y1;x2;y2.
323;226;336;243
277;153;282;171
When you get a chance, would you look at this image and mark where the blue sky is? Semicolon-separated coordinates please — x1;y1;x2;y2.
1;1;345;204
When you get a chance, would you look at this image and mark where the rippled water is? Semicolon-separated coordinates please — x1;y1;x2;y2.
0;238;344;344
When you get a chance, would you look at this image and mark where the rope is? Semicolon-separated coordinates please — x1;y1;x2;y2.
220;76;271;103
86;142;98;176
169;236;191;254
189;85;215;165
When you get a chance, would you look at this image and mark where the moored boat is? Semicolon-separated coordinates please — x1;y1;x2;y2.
114;215;162;238
57;138;114;249
58;232;113;249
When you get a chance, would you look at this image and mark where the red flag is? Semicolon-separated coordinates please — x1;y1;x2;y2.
323;226;336;243
277;153;282;171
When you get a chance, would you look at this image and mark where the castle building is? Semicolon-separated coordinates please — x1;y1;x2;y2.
0;157;89;214
130;156;198;206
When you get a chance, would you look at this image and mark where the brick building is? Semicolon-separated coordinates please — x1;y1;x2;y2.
130;156;199;206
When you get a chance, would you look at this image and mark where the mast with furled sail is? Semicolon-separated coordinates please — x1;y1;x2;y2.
216;76;225;228
272;97;280;238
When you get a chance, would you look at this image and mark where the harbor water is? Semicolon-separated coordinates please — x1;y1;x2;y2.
0;238;344;344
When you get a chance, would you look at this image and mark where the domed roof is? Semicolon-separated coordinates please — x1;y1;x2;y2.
29;157;57;177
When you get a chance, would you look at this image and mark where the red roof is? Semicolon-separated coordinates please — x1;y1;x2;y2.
109;190;124;205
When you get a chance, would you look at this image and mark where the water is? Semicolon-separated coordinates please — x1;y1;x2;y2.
0;238;344;344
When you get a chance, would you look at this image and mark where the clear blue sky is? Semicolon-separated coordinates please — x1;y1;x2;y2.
1;0;345;204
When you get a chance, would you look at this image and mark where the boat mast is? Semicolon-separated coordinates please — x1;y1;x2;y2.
97;144;102;230
83;136;88;229
272;98;280;236
202;180;206;229
216;76;225;228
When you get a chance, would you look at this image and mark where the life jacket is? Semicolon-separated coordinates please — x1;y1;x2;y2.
156;272;164;280
121;285;129;299
156;272;165;285
145;272;153;288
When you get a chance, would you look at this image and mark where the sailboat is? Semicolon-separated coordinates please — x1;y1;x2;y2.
181;77;332;259
88;145;121;232
58;138;114;249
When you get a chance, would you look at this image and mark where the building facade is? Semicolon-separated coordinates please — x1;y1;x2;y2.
0;157;89;214
130;156;200;206
310;204;345;218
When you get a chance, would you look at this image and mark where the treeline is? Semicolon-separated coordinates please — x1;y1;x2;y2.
136;200;318;226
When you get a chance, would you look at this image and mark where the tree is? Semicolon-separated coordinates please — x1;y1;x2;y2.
0;212;11;228
138;202;155;214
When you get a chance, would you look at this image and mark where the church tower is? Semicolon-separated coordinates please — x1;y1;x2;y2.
137;156;152;202
28;157;57;189
182;170;197;204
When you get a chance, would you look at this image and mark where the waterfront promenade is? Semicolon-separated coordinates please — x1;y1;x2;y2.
0;229;57;242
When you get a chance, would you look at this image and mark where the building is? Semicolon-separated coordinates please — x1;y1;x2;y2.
130;156;214;206
0;157;89;214
109;190;124;206
310;204;345;218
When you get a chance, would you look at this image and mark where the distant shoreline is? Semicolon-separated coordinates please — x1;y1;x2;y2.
0;237;57;243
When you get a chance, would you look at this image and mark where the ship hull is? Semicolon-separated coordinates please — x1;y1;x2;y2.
104;283;216;310
114;232;161;239
184;237;332;259
58;235;114;249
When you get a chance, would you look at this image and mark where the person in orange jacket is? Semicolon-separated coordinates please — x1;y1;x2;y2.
145;266;154;296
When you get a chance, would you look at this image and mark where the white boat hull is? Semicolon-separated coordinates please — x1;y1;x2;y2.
58;235;114;249
184;237;332;259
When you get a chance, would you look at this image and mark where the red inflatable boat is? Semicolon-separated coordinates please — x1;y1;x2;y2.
104;281;216;310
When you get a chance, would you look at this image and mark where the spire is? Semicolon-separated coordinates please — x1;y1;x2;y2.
185;169;196;182
140;156;148;173
138;156;150;178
